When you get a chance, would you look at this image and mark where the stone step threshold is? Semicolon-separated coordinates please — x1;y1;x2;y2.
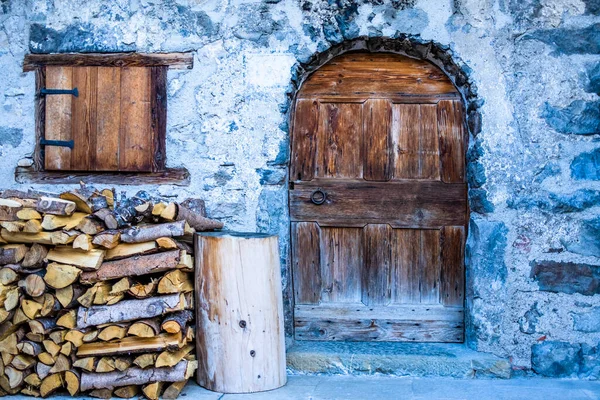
286;341;511;379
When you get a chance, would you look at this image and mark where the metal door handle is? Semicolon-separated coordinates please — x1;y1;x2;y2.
310;189;327;205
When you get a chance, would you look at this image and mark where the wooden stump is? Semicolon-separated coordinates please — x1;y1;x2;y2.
195;232;286;393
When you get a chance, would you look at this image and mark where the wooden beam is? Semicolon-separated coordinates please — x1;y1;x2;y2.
77;332;184;357
23;52;194;72
15;168;190;186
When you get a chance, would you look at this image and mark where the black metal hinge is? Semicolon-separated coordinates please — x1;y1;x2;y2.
41;88;79;97
40;139;74;149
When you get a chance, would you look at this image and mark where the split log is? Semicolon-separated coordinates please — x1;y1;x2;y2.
163;380;188;399
46;247;105;270
24;372;42;387
161;310;193;334
80;360;196;391
77;293;188;328
92;230;121;249
48;353;70;373
127;318;160;338
89;388;113;399
40;373;63;397
43;263;81;289
82;330;99;343
0;199;22;221
73;357;95;372
98;325;128;341
77;332;183;357
39;293;60;317
195;232;286;393
64;370;80;396
176;203;223;231
0;267;19;285
80;250;183;284
73;234;93;251
133;353;157;369
28;318;56;334
60;341;73;356
114;385;139;398
56;309;77;328
0;244;27;265
1;229;77;245
36;362;51;380
0;221;26;233
21;274;46;297
36;197;76;216
156;237;178;249
76;218;104;235
60;190;107;214
121;220;191;243
17;208;42;221
11;354;35;370
42;340;61;357
94;208;118;230
114;357;132;371
110;277;131;294
128;280;157;299
160;203;178;221
64;330;85;347
157;270;193;294
23;219;43;233
110;191;152;228
155;343;194;368
102;189;115;209
3;288;20;311
143;381;164;400
5;365;23;388
21;299;42;319
96;357;116;373
105;241;157;261
48;330;66;345
22;243;48;268
55;284;85;308
41;212;87;231
17;341;42;356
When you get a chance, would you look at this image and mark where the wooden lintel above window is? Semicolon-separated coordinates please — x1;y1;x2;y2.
23;52;194;72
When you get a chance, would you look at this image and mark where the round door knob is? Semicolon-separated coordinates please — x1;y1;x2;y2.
310;189;327;205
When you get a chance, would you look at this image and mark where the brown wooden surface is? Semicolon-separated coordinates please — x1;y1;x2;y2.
95;67;121;171
151;67;167;172
15;167;190;186
295;304;464;342
71;66;97;170
289;180;467;228
299;53;458;98
290;52;467;342
23;52;194;72
44;66;73;170
120;67;152;171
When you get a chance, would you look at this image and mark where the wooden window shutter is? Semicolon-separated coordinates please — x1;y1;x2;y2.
43;65;167;172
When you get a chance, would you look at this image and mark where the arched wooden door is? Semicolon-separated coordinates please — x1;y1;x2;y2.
289;53;468;342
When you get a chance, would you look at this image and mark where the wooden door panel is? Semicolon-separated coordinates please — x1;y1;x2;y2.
291;222;322;305
316;102;363;179
289;180;467;228
364;99;392;181
320;227;362;303
438;100;466;183
290;99;318;181
119;67;152;171
441;226;465;306
95;67;121;171
295;304;464;342
71;66;97;171
44;66;73;170
362;224;392;306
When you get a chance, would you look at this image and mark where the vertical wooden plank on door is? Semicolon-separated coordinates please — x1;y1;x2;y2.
440;226;465;306
120;67;152;171
95;67;121;171
320;227;362;303
151;66;167;172
291;222;322;304
362;224;392;306
419;229;441;304
438;100;466;183
44;66;73;170
317;102;364;178
392;229;420;304
290;99;318;181
364;99;392;181
392;104;420;179
71;67;98;170
419;104;441;180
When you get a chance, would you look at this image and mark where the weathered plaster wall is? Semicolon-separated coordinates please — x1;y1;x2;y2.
1;0;600;378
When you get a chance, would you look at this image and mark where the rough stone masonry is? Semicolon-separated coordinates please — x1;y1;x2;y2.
0;0;599;379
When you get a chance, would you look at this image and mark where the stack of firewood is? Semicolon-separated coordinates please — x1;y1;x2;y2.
0;186;222;399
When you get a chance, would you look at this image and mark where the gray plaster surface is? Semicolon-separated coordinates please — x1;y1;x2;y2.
9;376;600;400
286;341;511;378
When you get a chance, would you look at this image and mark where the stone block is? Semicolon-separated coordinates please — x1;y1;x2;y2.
0;127;23;148
571;148;600;180
530;261;600;296
564;217;600;257
531;341;581;378
525;23;600;55
541;100;600;135
572;307;600;332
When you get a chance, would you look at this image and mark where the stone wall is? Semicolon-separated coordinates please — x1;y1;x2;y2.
1;0;599;378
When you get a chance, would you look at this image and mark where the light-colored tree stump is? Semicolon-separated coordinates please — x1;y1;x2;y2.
195;232;286;393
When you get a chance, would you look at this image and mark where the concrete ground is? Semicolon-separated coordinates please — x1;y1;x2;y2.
180;375;600;400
